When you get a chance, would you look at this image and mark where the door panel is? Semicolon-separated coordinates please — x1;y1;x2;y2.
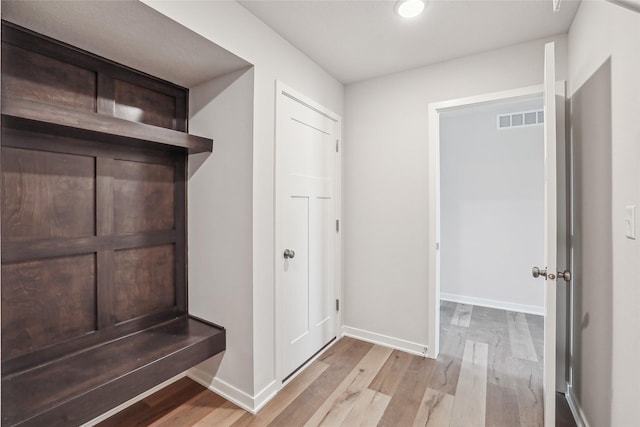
542;41;568;427
277;86;339;378
284;196;311;346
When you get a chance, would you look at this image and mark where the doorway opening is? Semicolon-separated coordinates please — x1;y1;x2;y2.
439;96;545;316
427;72;572;425
427;85;546;359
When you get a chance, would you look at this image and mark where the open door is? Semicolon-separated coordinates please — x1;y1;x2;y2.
533;41;569;427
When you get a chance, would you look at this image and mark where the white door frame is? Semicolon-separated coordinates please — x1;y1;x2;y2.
274;81;343;386
427;84;545;359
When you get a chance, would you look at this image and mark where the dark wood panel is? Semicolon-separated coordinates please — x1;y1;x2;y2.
114;160;175;234
2;96;212;154
2;126;178;166
1;147;95;243
2;308;180;376
1;254;97;360
113;245;176;323
175;158;187;312
114;79;176;129
1;21;187;131
2;230;177;264
1;316;225;427
1;43;97;112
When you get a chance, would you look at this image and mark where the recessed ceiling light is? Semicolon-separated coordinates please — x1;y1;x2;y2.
396;0;426;18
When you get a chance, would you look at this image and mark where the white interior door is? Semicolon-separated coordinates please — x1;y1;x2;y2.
541;41;559;427
276;84;339;379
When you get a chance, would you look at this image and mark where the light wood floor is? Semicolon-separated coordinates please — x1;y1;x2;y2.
100;302;575;426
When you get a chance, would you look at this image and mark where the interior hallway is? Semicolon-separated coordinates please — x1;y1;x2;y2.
100;302;575;426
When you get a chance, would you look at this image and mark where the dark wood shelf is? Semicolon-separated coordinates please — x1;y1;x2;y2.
1;316;225;427
1;95;213;154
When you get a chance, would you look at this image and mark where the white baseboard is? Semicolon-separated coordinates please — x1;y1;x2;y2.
566;384;590;427
80;372;187;426
341;326;427;356
187;368;277;415
440;292;544;316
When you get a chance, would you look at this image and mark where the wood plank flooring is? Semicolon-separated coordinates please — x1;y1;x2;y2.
99;302;577;427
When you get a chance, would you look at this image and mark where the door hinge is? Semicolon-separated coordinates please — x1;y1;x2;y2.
336;139;339;153
336;299;340;311
336;219;340;232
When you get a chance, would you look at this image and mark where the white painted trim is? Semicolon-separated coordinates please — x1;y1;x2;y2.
440;292;544;316
566;384;590;427
427;83;545;361
342;326;428;357
187;368;277;415
79;372;187;426
189;332;342;414
274;80;343;387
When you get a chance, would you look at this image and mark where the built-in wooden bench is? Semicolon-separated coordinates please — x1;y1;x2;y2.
1;22;225;426
2;317;225;427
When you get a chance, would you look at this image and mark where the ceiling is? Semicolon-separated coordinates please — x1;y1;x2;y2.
239;0;581;84
2;0;251;88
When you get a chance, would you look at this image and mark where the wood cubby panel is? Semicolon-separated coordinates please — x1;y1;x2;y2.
114;79;177;130
1;147;96;243
113;245;176;323
113;160;175;234
1;254;97;360
1;43;97;112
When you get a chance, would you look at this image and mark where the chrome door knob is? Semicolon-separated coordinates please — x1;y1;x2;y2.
557;270;571;282
532;266;547;278
283;249;295;259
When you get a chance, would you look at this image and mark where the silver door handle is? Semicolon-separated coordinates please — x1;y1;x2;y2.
532;266;571;281
532;266;547;278
532;266;556;279
284;249;295;259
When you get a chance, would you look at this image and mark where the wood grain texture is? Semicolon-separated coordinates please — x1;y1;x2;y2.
1;254;96;360
96;377;206;427
1;147;95;243
102;305;559;427
192;401;245;427
1;43;96;112
340;387;390;427
485;383;520;427
449;340;489;427
115;79;177;130
149;390;226;426
0;21;204;427
2;21;187;131
412;387;454;427
266;338;373;426
232;361;329;427
507;312;539;362
113;245;175;323
451;303;473;327
2;95;212;154
304;345;392;426
377;351;435;427
427;322;465;395
368;349;412;396
113;159;175;234
2;317;225;427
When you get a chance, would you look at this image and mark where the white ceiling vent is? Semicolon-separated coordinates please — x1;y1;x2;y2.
497;109;544;130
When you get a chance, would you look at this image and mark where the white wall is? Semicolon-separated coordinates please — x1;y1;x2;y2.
143;0;344;409
440;98;544;314
188;67;255;395
567;2;640;426
344;35;567;351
